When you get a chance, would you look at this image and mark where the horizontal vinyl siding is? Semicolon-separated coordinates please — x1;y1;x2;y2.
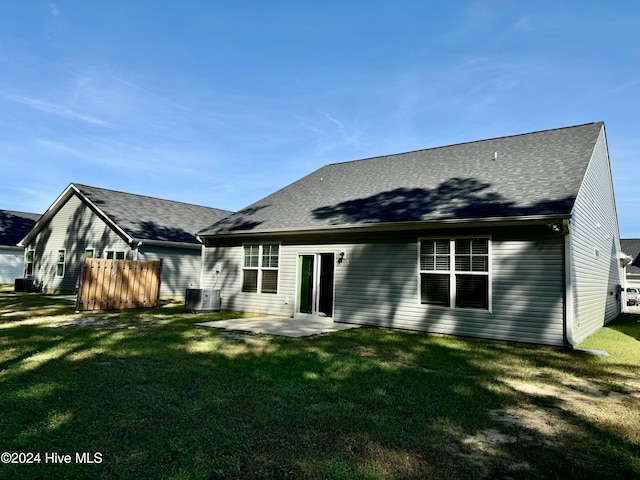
0;249;24;283
26;195;129;293
627;275;640;290
331;232;564;346
203;242;292;316
204;228;565;345
490;237;565;344
137;246;201;297
569;128;623;344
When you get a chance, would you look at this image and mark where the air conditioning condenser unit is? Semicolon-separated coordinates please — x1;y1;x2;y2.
185;288;221;313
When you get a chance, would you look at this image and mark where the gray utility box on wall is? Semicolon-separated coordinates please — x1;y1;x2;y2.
185;288;221;313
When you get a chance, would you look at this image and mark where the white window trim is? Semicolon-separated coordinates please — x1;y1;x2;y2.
56;249;66;277
105;250;126;260
85;248;95;259
418;236;492;311
242;243;280;295
25;249;35;277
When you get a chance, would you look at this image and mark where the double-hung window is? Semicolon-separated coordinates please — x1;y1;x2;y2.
25;250;35;276
242;244;279;294
56;249;66;277
419;237;490;310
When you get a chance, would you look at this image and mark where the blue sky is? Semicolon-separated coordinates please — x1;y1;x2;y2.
1;1;638;236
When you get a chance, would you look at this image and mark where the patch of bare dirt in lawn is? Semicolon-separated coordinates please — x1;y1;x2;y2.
52;316;158;329
459;374;640;473
502;375;640;409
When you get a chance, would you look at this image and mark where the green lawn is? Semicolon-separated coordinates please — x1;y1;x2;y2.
1;287;638;479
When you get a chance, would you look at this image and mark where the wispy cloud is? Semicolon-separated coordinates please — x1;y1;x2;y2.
111;76;226;126
294;111;365;157
1;92;110;126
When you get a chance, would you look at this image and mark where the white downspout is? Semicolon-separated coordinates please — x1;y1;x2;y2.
564;219;577;348
134;241;142;260
620;253;632;313
200;244;206;288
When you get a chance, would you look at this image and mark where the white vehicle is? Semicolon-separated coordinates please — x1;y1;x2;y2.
627;288;640;307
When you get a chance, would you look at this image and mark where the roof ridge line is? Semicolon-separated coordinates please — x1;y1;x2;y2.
326;121;603;167
72;183;231;212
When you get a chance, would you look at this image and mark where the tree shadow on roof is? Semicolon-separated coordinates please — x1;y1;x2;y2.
206;205;268;233
129;221;199;244
0;211;40;246
312;177;575;224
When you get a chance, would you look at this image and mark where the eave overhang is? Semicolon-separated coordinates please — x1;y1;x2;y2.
199;213;572;242
134;238;202;250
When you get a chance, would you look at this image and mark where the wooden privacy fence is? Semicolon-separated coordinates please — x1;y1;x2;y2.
76;258;163;311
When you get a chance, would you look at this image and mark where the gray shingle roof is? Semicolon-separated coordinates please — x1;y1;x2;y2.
200;122;604;236
621;239;640;275
0;210;41;247
73;184;232;244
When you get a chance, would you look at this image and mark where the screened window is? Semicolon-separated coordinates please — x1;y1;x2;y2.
419;238;490;310
25;250;35;276
56;249;66;277
242;244;279;294
85;248;94;259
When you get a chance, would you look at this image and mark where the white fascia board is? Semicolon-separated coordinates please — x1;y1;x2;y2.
18;183;136;247
70;184;135;245
199;213;572;240
134;238;202;250
18;183;78;247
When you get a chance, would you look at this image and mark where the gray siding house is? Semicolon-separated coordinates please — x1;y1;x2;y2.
621;239;640;291
198;122;624;347
0;210;41;284
19;183;232;297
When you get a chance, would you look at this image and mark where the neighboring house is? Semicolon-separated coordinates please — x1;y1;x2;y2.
198;122;625;348
621;238;640;290
19;183;232;297
0;210;41;284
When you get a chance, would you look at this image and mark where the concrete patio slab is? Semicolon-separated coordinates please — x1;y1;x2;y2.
195;316;360;337
46;295;77;302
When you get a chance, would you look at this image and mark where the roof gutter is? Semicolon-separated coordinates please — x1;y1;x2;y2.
1;245;24;251
200;213;573;239
133;238;202;250
619;252;633;268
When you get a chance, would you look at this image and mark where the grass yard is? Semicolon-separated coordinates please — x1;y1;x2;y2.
0;286;639;479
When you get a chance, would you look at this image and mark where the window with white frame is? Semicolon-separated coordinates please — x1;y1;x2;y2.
85;248;95;259
419;237;490;309
56;249;66;277
105;250;126;260
25;250;35;276
242;244;279;294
